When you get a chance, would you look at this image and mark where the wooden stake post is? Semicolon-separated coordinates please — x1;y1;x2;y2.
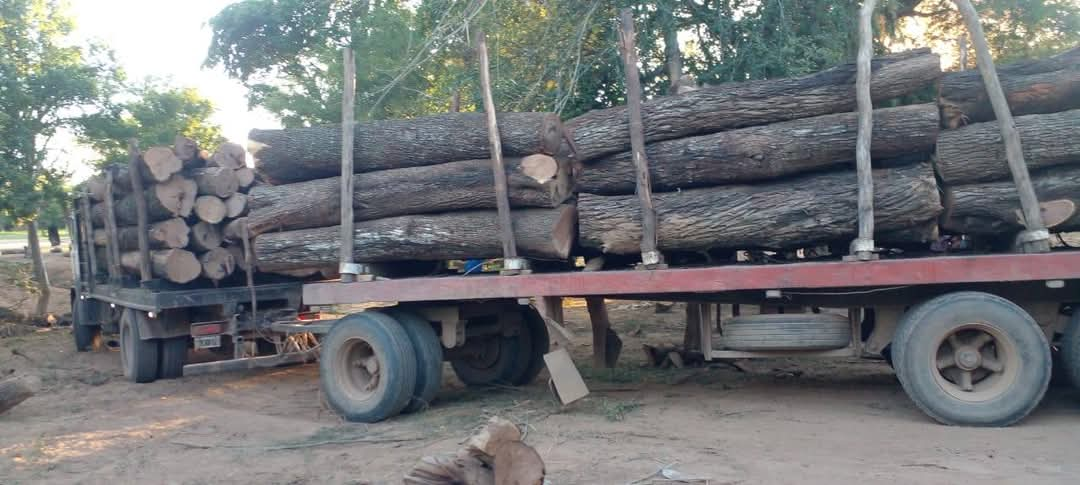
849;0;877;261
618;9;664;268
475;30;528;274
102;170;122;282
127;141;153;283
339;47;362;282
78;195;98;292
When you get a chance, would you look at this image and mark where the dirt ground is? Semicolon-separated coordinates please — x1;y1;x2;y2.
1;253;1079;484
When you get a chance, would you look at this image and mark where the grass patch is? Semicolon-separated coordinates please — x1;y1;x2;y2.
596;398;642;422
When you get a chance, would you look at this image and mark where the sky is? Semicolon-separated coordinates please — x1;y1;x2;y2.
59;0;280;181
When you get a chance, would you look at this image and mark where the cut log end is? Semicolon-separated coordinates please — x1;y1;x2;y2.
190;221;223;252
235;167;256;188
194;196;227;224
120;249;201;284
155;176;198;218
173;135;200;163
211;142;247;169
193;167;239;198
519;154;559;182
225;193;248;219
143;147;183;182
199;247;236;281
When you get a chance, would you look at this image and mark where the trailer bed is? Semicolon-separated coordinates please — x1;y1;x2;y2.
85;281;302;313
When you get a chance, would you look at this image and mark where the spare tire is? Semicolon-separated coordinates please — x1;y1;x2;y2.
721;313;851;351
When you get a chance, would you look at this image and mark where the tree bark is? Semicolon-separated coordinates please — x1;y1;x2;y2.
189;221;223;252
578;104;938;194
93;218;190;250
27;221;50;319
578;163;941;254
935;109;1080;184
194;196;227;224
46;225;61;248
566;49;941;161
250;112;564;183
0;378;33;416
224;192;248;219
199;247;236;281
191;167;239;198
942;165;1080;234
939;46;1079;128
92;176;197;226
120;249;201;284
246;155;570;234
253;205;577;271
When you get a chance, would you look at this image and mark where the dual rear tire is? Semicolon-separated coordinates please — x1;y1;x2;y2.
118;309;190;383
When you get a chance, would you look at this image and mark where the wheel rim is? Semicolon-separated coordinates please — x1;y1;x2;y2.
335;337;383;404
931;322;1019;402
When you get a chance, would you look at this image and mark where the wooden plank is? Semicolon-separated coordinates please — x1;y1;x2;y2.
852;0;877;260
102;170;122;281
79;195;98;291
127;141;152;282
617;9;662;266
339;47;357;282
543;347;589;404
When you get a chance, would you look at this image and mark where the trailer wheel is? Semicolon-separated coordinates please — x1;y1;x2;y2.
158;337;189;379
1061;311;1080;390
511;307;550;386
892;292;1050;427
320;312;417;422
71;295;101;352
385;309;443;413
120;309;159;384
451;309;537;386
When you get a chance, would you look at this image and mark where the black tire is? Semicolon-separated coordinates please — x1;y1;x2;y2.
721;313;851;351
120;309;159;384
1061;311;1080;390
384;309;443;413
72;297;101;352
158;337;189;379
512;307;550;386
451;315;525;386
892;292;1051;427
320;312;417;422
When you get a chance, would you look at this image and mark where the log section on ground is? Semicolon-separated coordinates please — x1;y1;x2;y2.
253;205;577;271
191;167;239;197
120;249;201;284
189;221;223;252
939;46;1079;128
91;176;197;226
199;247;236;281
942;165;1080;234
249;112;564;183
246;155;570;234
578;163;941;254
565;49;940;161
93;218;189;250
935;109;1080;184
578;104;938;194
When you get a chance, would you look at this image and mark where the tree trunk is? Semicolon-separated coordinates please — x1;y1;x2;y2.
26;221;50;319
938;46;1079;128
199;247;236;281
246;155;570;234
120;249;201;284
209;142;246;169
0;378;33;416
578;163;941;254
566;49;941;161
234;167;255;189
46;225;61;248
92;176;197;226
191;167;239;197
93;218;190;250
935;109;1080;184
189;221;223;252
194;196;227;224
942;165;1080;234
224;193;248;219
579;104;938;194
250;112;564;183
253;205;577;271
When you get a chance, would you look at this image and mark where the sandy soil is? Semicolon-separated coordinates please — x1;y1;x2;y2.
1;255;1079;484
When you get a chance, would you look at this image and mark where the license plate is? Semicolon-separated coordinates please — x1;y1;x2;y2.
193;335;221;349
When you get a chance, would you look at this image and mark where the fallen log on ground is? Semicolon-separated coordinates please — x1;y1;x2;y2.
247;155;570;234
578;104;938;194
566;49;940;161
0;378;33;415
935;109;1080;184
120;249;201;283
942;165;1080;235
91;176;197;226
254;205;577;271
250;112;564;183
93;218;189;250
578;163;941;254
939;46;1079;128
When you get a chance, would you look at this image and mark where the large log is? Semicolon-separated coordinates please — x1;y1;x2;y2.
566;49;941;161
254;205;577;271
578;104;939;195
191;167;239;197
942;165;1080;235
93;218;190;250
578;163;942;254
939;46;1079;128
120;249;201;283
935;109;1080;184
91;176;197;226
0;378;33;416
249;112;564;183
246;155;570;234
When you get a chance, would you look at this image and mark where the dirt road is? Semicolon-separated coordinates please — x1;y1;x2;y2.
1;254;1078;484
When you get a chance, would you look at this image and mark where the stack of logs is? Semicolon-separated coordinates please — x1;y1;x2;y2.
85;136;257;284
245;112;576;274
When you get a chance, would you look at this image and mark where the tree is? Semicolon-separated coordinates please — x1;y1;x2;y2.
79;81;226;168
0;0;116;318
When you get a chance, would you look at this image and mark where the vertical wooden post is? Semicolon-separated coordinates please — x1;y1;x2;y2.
339;47;358;282
126;141;152;283
102;170;122;281
78;195;98;292
585;296;612;368
475;29;527;273
683;302;703;352
618;9;663;268
850;0;877;261
952;0;1049;253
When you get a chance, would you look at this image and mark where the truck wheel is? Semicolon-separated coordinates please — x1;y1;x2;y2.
71;296;101;352
451;310;532;386
1061;311;1080;390
320;312;417;422
158;337;189;379
892;292;1050;427
385;309;443;413
512;307;550;386
120;309;159;383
